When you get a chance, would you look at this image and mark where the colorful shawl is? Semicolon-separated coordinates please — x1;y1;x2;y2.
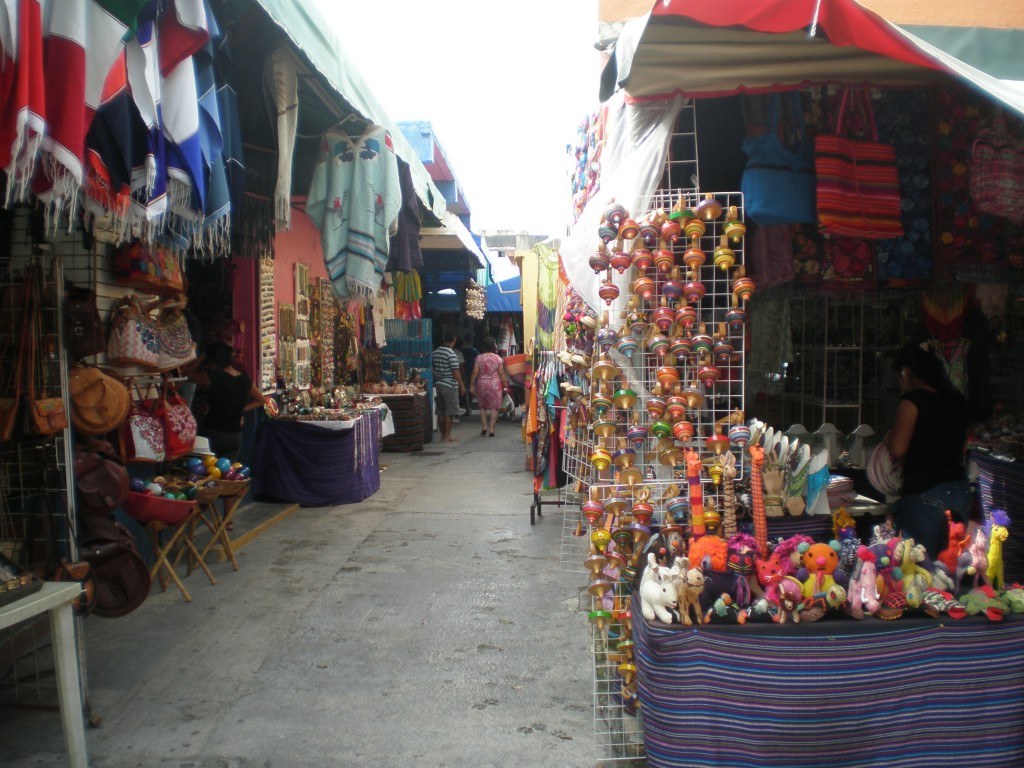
265;44;298;232
0;0;45;205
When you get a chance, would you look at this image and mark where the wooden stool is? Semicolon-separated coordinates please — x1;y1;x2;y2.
198;480;250;571
143;504;216;603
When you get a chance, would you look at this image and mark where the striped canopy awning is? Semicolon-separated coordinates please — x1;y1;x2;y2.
603;0;1024;116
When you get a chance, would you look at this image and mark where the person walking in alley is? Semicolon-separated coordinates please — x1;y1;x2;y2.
469;337;508;437
432;331;466;442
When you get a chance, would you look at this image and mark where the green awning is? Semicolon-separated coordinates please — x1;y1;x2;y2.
251;0;447;222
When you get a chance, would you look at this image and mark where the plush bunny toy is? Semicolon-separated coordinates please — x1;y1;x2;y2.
640;552;679;624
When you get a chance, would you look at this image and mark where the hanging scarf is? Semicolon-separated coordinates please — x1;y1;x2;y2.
126;14;167;227
193;3;229;251
156;0;206;77
265;44;298;232
0;0;45;205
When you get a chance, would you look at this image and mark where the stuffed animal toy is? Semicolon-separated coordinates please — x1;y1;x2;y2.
797;540;846;599
704;593;747;624
726;532;763;607
937;510;970;574
897;537;933;594
847;545;881;620
639;552;679;624
755;550;785;592
671;555;706;626
764;575;803;623
986;509;1010;590
774;534;815;578
922;587;967;619
744;597;775;623
876;586;924;621
801;584;848;622
1001;587;1024;613
966;524;989;592
832;507;857;540
960;585;1009;621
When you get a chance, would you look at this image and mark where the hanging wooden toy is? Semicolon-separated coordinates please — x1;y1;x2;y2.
749;442;768;557
685;448;706;538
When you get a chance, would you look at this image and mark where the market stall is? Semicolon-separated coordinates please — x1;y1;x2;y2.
252;412;383;507
561;2;1024;762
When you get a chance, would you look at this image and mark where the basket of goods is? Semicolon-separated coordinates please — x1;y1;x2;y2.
122;477;196;526
180;455;250;498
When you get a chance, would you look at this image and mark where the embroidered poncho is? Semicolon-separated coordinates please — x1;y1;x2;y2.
306;124;400;301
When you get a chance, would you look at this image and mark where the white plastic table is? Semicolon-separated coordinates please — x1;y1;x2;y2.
0;582;87;767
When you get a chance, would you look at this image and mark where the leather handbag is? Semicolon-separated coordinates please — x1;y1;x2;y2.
25;270;68;437
78;515;150;618
970;114;1024;224
814;88;903;239
68;365;131;436
106;296;160;368
74;439;131;517
741;93;817;225
160;376;197;460
64;281;105;359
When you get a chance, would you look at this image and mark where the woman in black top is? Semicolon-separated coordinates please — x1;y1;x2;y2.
884;341;973;559
186;341;265;460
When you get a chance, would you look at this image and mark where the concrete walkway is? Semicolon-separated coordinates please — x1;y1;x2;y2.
2;416;636;767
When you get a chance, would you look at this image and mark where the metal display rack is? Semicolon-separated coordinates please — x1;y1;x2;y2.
565;188;752;763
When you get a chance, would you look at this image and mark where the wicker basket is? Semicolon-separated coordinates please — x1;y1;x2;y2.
195;484;221;504
215;478;250;497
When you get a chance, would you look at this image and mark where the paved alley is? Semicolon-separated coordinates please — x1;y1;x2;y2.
2;416;622;767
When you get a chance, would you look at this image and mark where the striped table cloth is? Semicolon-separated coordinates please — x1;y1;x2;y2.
634;599;1024;767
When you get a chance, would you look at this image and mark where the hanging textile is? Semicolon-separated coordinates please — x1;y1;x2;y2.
264;44;298;232
193;6;230;250
922;283;967;341
306;124;401;300
393;269;422;320
0;0;46;205
385;157;422;272
535;242;558;351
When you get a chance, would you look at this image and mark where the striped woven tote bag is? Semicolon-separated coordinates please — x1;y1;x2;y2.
814;88;903;239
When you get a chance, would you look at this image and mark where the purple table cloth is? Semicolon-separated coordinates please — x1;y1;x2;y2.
252;416;380;507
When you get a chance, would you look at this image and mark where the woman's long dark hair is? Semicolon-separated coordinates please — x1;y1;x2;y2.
893;340;960;396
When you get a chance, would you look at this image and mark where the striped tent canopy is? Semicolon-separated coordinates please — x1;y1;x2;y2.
603;0;1024;116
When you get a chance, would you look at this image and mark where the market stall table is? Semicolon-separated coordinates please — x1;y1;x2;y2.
0;582;87;768
378;392;430;452
632;601;1024;768
251;413;381;507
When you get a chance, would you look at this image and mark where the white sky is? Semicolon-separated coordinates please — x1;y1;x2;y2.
311;0;603;239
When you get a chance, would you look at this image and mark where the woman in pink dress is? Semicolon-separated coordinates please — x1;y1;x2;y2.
469;338;508;437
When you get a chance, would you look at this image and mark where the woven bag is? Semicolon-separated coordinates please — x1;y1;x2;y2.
970;116;1024;224
107;297;160;368
814;89;903;239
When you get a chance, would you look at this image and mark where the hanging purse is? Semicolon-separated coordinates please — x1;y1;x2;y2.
741;93;818;225
106;296;160;368
112;240;183;296
814;88;903;239
160;375;197;460
64;281;105;359
155;304;197;371
68;365;131;436
970;114;1024;224
74;438;131;517
118;386;166;463
26;269;68;436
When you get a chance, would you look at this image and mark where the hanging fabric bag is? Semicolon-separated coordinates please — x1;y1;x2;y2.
107;296;160;368
740;93;818;224
155;303;197;371
160;375;197;460
970;114;1024;224
814;88;903;239
118;385;165;463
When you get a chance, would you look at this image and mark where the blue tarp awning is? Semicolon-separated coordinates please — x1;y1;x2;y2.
486;275;522;313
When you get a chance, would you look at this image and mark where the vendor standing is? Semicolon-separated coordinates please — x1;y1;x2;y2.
432;332;465;443
884;340;972;559
185;341;265;461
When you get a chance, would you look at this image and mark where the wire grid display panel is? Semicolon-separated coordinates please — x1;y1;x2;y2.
587;189;750;534
560;404;594;573
591;581;645;763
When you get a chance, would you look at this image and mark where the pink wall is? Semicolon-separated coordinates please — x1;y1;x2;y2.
273;209;328;302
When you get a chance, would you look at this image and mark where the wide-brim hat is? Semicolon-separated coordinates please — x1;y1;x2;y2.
867;442;903;497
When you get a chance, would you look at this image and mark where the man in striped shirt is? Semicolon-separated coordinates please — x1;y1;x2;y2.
432;332;466;442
